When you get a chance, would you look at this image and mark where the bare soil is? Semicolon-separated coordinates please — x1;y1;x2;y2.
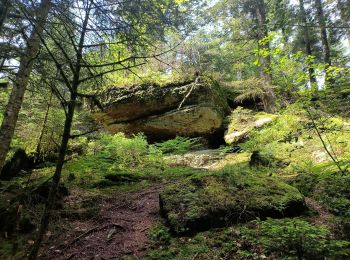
305;197;340;237
40;186;163;260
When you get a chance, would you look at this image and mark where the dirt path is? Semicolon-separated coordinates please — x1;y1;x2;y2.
41;186;163;259
305;197;333;226
305;197;340;238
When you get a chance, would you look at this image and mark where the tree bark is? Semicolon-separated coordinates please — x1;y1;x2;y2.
0;0;52;174
0;0;11;33
299;0;317;94
255;0;272;83
28;95;76;260
336;0;350;45
28;3;91;258
255;0;276;113
314;0;332;85
35;91;53;159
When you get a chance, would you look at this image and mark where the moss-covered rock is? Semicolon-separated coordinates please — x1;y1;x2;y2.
224;107;277;145
94;78;230;139
160;172;305;234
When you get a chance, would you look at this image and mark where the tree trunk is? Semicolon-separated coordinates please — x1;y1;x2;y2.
0;0;51;174
255;0;272;83
314;0;332;85
35;91;53;159
299;0;317;95
255;0;276;113
0;0;11;71
336;0;350;45
29;4;91;258
0;0;10;33
28;95;76;260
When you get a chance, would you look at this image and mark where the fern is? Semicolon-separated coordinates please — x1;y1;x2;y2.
225;78;276;112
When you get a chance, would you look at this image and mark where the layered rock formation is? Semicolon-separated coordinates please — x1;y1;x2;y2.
94;79;230;140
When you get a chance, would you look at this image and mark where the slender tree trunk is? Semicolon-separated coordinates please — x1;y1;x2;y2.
28;95;76;260
0;0;10;33
29;4;91;258
314;0;331;66
256;0;272;83
35;91;53;159
336;0;350;45
255;0;276;113
299;0;317;95
0;0;51;174
314;0;333;85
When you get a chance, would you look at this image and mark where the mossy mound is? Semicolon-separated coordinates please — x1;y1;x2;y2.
224;107;277;145
160;172;305;234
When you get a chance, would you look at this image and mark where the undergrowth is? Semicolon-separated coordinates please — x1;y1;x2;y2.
153;136;202;155
145;217;350;259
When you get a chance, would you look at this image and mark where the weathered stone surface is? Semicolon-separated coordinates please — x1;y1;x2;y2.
160;173;305;234
95;79;230;139
224;107;277;145
165;150;223;169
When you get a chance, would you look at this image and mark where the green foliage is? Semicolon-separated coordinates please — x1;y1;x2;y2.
223;78;275;111
62;133;167;189
240;218;350;258
153;136;202;155
146;219;350;259
0;237;27;259
146;226;213;260
292;170;350;217
225;107;277;143
217;145;237;156
148;224;172;245
239;103;306;153
87;133;164;169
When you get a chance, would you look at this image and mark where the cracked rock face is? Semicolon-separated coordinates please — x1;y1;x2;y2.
94;80;230;139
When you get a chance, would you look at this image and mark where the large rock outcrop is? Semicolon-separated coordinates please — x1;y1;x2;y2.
160;173;306;235
94;79;230;140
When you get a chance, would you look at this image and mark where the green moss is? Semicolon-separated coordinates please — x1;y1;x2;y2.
224;107;277;145
145;224;221;260
145;217;350;260
160;167;305;234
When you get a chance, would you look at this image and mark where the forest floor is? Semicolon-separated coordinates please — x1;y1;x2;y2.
40;185;164;259
38;150;224;259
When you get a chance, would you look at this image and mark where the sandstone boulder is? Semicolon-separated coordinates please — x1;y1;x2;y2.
94;79;230;139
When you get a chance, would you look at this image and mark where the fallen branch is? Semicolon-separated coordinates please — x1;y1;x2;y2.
63;223;124;250
306;108;346;174
69;128;100;139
